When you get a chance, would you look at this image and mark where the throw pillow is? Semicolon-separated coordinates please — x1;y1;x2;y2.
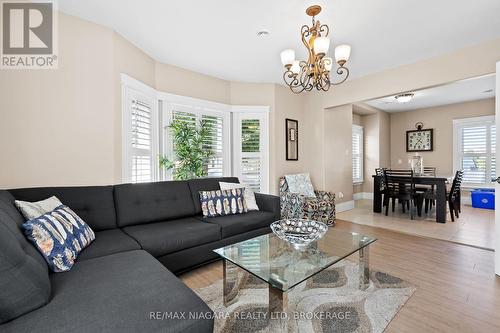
15;196;63;220
219;181;259;211
285;173;316;198
22;205;95;272
199;188;248;218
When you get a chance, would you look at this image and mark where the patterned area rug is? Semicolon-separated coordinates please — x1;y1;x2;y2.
194;261;415;333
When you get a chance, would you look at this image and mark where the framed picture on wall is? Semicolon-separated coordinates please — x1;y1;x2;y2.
286;118;298;160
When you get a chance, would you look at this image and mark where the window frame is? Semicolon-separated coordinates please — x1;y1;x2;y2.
121;74;159;183
232;106;270;194
159;92;232;180
352;124;364;184
453;115;495;188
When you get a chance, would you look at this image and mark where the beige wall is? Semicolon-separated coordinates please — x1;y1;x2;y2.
0;13;309;191
0;13;115;188
155;63;230;104
324;105;353;203
390;98;495;176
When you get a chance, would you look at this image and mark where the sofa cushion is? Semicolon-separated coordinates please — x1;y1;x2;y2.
0;208;51;324
114;181;196;227
0;251;213;333
9;186;116;231
78;229;140;261
22;205;96;272
15;196;62;220
199;188;247;217
188;177;239;214
123;218;221;257
197;210;276;238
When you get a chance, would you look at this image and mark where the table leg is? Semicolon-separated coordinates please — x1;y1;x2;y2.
373;176;382;213
223;260;239;307
435;180;446;223
359;246;370;290
269;285;287;313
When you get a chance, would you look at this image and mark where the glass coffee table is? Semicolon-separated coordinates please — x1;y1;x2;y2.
214;228;376;313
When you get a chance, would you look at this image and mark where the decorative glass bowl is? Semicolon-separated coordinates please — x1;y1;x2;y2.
271;219;328;248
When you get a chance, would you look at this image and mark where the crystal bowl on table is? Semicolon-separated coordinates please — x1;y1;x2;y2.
270;219;328;248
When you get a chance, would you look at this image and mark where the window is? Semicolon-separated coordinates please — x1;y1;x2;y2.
122;75;158;183
161;95;231;180
122;74;270;189
233;109;270;193
352;125;364;183
454;116;495;186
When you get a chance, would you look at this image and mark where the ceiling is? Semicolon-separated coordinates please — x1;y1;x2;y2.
59;0;500;84
364;74;496;112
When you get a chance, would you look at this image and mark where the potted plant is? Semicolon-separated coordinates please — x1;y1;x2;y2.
159;118;215;180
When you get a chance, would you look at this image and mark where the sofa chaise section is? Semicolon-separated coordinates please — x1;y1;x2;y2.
1;250;213;333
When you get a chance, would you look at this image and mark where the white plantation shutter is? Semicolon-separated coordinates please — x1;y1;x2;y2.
454;116;495;186
352;125;364;183
121;75;159;184
241;119;262;191
130;99;154;182
163;100;230;180
202;115;224;177
233;110;269;194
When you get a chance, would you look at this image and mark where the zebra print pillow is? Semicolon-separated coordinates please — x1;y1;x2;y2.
199;188;248;218
22;205;95;272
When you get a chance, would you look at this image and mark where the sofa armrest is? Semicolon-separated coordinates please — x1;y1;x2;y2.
255;193;281;218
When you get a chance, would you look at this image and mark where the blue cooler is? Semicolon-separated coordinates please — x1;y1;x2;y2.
471;188;495;210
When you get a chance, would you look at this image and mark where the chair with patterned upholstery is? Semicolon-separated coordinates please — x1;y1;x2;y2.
279;174;336;226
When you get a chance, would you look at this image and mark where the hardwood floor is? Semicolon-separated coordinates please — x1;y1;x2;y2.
180;220;500;333
338;199;495;250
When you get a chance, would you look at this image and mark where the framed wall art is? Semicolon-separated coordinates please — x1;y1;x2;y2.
286;118;298;160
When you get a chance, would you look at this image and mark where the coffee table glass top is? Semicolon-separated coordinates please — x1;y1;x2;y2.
214;229;376;292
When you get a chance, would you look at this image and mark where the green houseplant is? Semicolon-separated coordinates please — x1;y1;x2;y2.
159;118;215;180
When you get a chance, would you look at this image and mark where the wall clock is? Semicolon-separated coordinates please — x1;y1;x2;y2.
406;122;433;152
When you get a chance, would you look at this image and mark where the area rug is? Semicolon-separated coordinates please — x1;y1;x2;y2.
194;260;416;333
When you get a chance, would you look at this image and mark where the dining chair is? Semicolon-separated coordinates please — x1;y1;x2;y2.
375;168;388;209
423;167;437;176
417;166;437;209
423;170;464;221
383;169;423;219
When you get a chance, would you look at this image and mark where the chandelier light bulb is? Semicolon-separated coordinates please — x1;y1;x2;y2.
313;37;330;56
280;49;295;68
334;44;351;66
290;61;301;74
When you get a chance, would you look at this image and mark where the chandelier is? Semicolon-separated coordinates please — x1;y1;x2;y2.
280;5;351;94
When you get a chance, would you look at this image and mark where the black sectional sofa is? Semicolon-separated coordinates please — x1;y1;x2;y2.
0;177;280;332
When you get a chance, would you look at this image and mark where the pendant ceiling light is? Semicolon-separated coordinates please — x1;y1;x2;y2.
280;5;352;94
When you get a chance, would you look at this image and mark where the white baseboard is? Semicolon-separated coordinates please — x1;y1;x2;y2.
353;192;373;201
336;200;355;212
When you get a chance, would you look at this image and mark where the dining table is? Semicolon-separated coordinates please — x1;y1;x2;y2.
372;174;451;223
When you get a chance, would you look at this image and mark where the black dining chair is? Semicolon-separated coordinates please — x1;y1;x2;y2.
383;169;423;219
424;170;464;221
375;167;388;209
416;166;437;209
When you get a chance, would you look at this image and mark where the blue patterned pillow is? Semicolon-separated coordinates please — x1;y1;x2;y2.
22;205;95;272
199;188;248;218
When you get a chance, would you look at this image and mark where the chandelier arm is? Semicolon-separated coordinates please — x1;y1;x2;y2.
331;66;350;86
319;24;329;37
